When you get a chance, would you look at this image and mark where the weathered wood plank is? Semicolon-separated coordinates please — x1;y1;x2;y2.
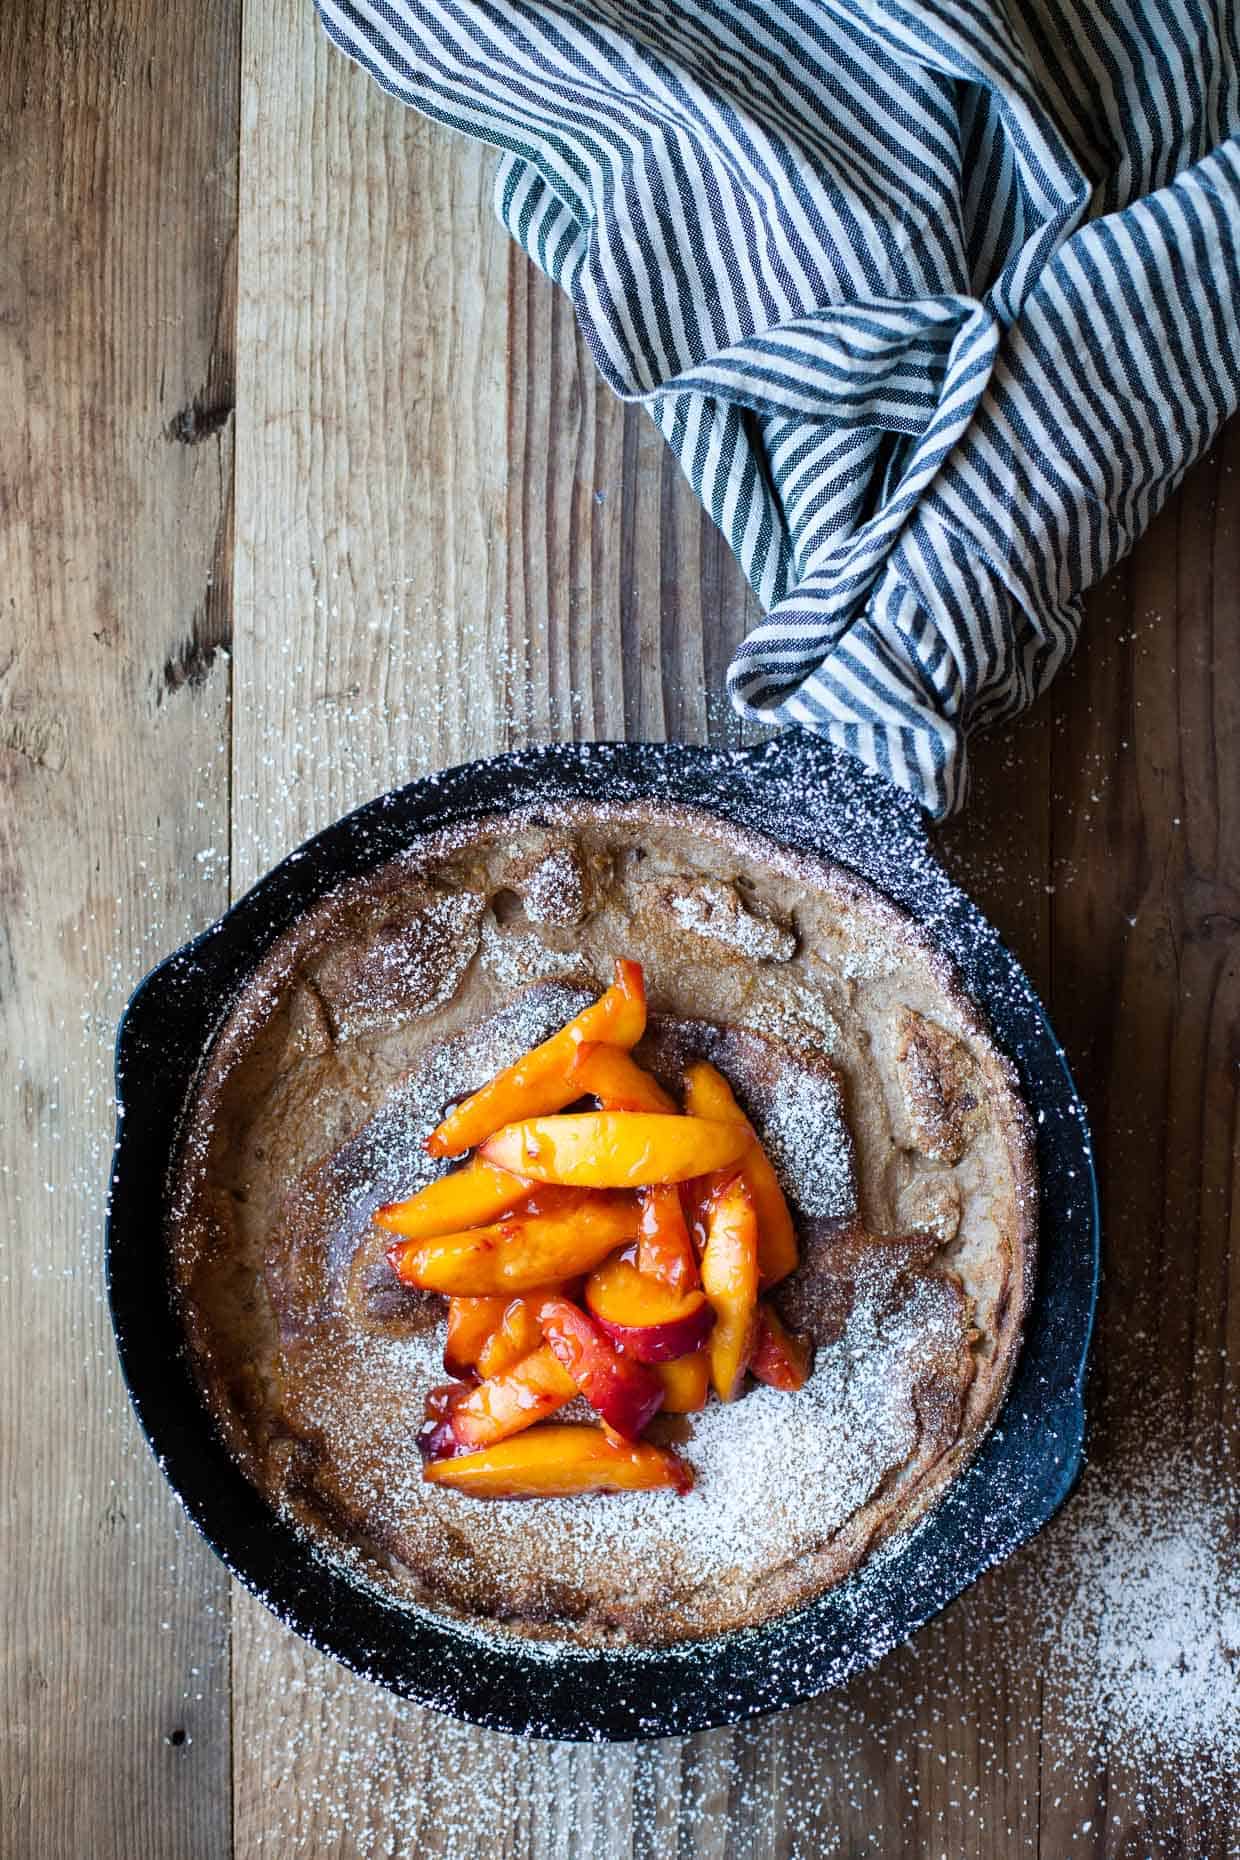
229;6;511;891
503;244;756;751
0;3;239;1856
229;0;519;1849
1038;429;1240;1860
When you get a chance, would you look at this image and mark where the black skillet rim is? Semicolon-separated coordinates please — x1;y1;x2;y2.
106;735;1099;1742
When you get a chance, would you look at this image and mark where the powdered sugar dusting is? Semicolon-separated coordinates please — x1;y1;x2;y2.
326;891;484;1041
321;980;597;1226
1022;1424;1240;1787
743;976;841;1056
520;849;587;925
762;1066;856;1220
287;1235;963;1606
666;877;797;961
263;992;909;1627
478;914;589;988
813;910;903;983
615;1263;961;1570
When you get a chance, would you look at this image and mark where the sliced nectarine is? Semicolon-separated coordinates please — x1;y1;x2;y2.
375;1158;533;1241
655;1350;710;1413
474;1285;577;1378
423;1345;579;1455
568;1041;676;1112
422;1425;692;1498
678;1175;713;1255
684;1060;799;1285
387;1192;640;1295
476;1301;541;1378
427;958;647;1158
750;1300;814;1392
444;1295;507;1379
699;1173;760;1401
539;1296;664;1440
417;1380;470;1461
480;1112;748;1189
637;1183;698;1292
584;1252;714;1363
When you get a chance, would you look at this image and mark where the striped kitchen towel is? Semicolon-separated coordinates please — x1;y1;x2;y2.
316;0;1240;815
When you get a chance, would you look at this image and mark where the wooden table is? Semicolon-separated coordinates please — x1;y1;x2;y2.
3;4;1236;1855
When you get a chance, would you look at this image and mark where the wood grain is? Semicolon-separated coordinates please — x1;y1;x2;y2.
229;0;510;892
503;242;758;750
2;0;1236;1852
1036;429;1240;1860
228;0;521;1846
0;3;239;1856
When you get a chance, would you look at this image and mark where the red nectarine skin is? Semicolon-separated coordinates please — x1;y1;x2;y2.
374;1158;533;1240
569;1042;677;1113
700;1174;760;1401
386;1192;640;1294
422;1425;693;1498
442;1345;579;1451
480;1112;749;1189
684;1061;799;1286
418;1381;472;1461
539;1297;665;1440
426;959;647;1157
636;1183;698;1291
584;1253;715;1363
750;1300;814;1392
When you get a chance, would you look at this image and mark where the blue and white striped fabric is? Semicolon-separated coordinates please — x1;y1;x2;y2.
316;0;1240;815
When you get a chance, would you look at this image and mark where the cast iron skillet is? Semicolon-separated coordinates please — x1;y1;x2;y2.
107;735;1098;1742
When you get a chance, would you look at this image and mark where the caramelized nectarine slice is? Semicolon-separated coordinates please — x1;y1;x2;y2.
584;1253;714;1363
375;1159;533;1241
568;1041;676;1113
428;1345;578;1453
481;1112;748;1188
427;959;647;1158
474;1285;578;1378
422;1425;692;1498
655;1350;710;1413
444;1295;507;1379
684;1061;799;1285
637;1183;698;1292
700;1174;760;1401
539;1296;664;1439
387;1192;640;1295
750;1300;814;1392
678;1174;714;1256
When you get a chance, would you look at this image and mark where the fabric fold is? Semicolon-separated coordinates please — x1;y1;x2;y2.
318;0;1240;814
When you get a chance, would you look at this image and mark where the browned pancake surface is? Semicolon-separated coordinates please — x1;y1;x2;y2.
170;802;1036;1645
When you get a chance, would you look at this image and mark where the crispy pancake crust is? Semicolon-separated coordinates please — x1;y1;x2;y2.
169;802;1037;1646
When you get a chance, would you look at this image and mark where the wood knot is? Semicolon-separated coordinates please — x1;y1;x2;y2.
0;710;68;772
162;637;225;695
165;392;234;446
